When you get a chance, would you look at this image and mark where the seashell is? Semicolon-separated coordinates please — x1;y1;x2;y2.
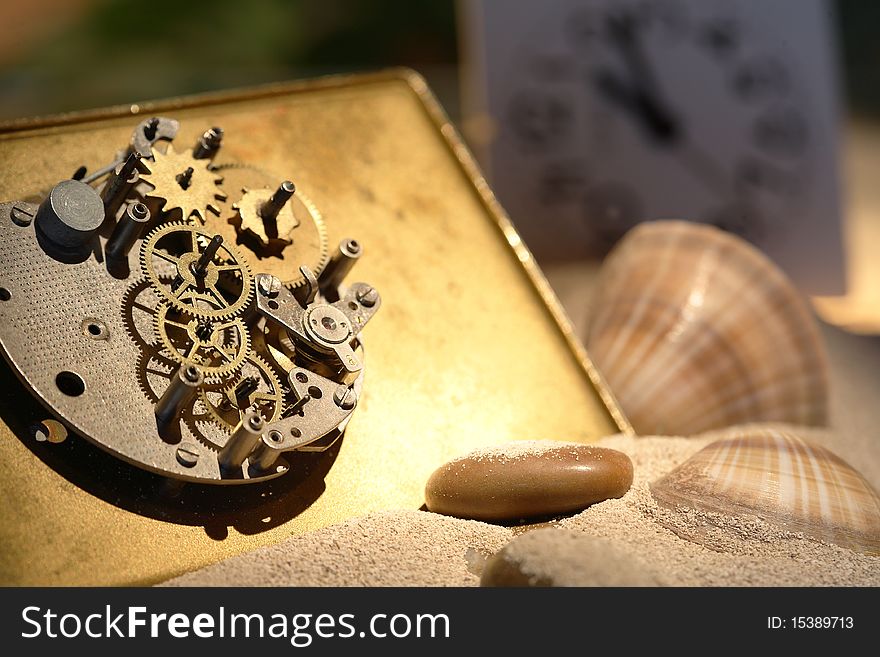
650;425;880;555
586;221;829;435
480;528;665;587
425;441;633;522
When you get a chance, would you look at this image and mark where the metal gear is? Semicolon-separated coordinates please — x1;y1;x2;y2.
121;278;164;349
231;186;300;255
153;301;250;380
142;144;227;222
134;350;178;404
139;221;254;320
203;163;329;289
197;353;285;433
280;191;329;288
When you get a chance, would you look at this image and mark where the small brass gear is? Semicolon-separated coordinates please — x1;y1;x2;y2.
204;163;329;289
134;350;178;404
137;351;229;450
153;301;250;380
121;278;163;349
197;353;285;432
142;144;227;222
140;221;254;320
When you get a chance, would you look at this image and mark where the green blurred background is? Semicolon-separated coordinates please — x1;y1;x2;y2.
0;0;874;123
0;0;459;121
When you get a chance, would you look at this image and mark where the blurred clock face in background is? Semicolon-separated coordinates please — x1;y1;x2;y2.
466;0;844;293
507;0;811;250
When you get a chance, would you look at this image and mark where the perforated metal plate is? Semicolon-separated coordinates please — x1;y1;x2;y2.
0;200;290;483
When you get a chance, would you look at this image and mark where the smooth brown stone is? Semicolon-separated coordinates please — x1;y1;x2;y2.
480;528;664;587
424;441;633;522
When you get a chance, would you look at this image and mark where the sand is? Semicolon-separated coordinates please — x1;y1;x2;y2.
482;529;668;586
164;428;879;587
164;509;513;587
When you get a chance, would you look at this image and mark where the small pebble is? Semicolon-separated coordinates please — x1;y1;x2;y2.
424;441;633;521
480;528;664;587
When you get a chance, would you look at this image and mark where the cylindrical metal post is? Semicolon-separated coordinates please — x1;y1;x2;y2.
106;202;150;260
218;412;265;472
318;238;362;301
155;364;203;425
101;152;141;222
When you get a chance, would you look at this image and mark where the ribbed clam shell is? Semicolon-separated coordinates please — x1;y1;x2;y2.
587;221;828;435
650;426;880;554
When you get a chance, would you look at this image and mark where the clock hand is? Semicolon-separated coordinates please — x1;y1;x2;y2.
597;11;681;145
593;69;680;145
594;71;731;197
597;11;734;198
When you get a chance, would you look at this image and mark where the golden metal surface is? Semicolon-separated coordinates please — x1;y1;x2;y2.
141;144;226;222
0;69;623;586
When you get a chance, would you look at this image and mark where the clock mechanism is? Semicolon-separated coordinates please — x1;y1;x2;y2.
501;0;812;253
0;116;381;485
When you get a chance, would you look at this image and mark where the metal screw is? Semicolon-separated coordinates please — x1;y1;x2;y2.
333;385;356;410
248;414;265;431
258;274;283;298
356;286;378;308
10;204;33;227
176;442;200;467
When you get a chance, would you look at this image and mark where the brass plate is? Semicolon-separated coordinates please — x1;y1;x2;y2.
0;69;625;586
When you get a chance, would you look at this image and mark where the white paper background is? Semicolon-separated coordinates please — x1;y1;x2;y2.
461;0;845;294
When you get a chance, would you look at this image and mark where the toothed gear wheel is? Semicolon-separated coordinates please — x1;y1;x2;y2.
134;351;179;404
140;222;254;320
202;163;329;289
142;144;227;222
281;191;330;289
153;301;250;380
137;351;227;451
197;353;285;432
121;278;164;349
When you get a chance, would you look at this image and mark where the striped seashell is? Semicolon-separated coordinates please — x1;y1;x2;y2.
650;425;880;555
586;221;829;435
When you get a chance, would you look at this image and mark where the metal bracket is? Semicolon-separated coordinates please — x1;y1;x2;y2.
254;268;381;382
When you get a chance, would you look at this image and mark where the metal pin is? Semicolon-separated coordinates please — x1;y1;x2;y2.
82;158;123;185
218;411;265;472
318;238;362;302
106;202;151;260
260;180;295;237
193;126;224;160
101;152;141;221
191;234;223;279
176;166;194;190
155;364;203;425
